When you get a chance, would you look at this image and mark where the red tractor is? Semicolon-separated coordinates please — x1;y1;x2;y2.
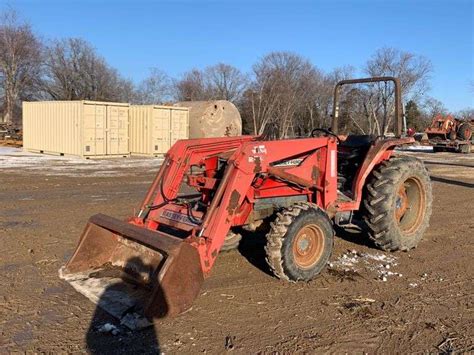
425;114;473;153
61;77;433;327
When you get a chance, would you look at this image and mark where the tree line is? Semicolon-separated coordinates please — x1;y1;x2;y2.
1;10;472;136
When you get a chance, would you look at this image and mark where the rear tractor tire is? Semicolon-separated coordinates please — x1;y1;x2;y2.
265;202;334;282
457;123;472;141
363;156;433;251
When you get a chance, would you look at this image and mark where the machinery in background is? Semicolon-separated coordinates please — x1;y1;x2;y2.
425;114;473;153
0;122;22;141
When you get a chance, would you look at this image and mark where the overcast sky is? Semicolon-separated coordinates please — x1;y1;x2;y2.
6;0;474;111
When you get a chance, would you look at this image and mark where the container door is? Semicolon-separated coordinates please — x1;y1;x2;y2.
117;106;129;154
170;110;188;145
106;105;128;155
106;106;119;155
83;104;106;156
152;108;171;154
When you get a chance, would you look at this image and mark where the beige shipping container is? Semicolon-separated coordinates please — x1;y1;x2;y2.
129;105;189;156
23;101;130;158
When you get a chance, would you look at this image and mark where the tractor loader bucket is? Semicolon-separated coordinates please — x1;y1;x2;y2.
60;214;204;329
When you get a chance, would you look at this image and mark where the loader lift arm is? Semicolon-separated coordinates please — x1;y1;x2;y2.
132;136;339;274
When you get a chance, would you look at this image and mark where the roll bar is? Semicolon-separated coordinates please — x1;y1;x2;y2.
331;76;403;137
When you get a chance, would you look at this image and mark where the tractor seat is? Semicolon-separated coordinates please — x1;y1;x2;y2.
340;135;376;148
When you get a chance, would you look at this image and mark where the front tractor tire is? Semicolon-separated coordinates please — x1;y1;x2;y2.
220;231;242;252
265;202;334;282
363;156;433;251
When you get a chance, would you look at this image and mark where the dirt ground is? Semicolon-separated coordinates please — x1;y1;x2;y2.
0;147;473;354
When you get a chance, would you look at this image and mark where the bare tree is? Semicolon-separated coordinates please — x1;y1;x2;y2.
0;10;42;126
135;68;171;104
360;47;433;135
41;38;132;102
422;97;447;117
204;63;248;102
173;63;247;103
314;66;355;130
173;69;208;101
115;77;136;102
242;51;322;138
366;47;433;101
456;107;474;120
296;67;325;134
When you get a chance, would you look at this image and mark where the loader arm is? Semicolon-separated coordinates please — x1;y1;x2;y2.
133;136;338;274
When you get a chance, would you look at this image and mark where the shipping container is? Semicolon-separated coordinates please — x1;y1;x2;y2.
23;101;130;158
129;105;189;156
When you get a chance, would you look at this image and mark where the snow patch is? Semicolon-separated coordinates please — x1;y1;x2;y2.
329;250;401;281
396;145;433;152
59;267;153;330
0;149;163;177
0;147;22;154
98;323;120;335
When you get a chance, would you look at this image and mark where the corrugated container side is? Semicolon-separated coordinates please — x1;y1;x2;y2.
23;101;82;156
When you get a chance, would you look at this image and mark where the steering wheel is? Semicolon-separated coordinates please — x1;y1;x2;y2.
310;128;341;143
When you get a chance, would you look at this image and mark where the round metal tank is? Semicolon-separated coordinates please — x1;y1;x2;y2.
174;100;242;138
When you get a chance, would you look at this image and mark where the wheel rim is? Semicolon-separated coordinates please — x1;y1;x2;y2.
395;185;409;221
292;224;325;269
395;177;426;235
465;128;472;140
